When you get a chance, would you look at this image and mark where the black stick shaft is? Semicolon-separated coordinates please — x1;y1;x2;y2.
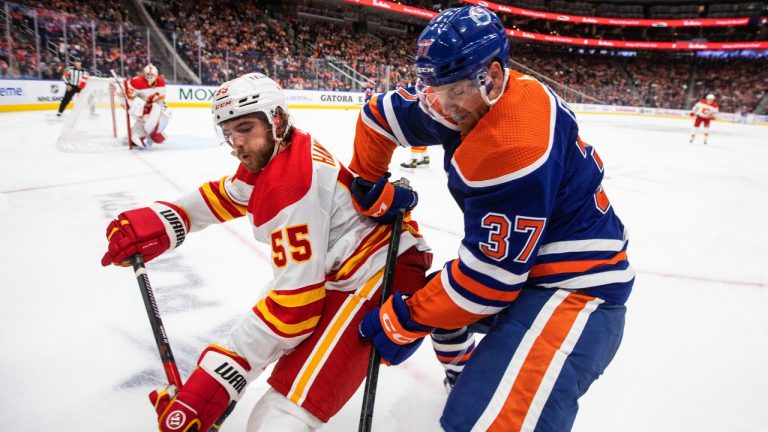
131;254;183;389
130;255;231;432
358;209;405;432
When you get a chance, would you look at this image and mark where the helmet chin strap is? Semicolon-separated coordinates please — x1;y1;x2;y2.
479;67;510;108
267;113;294;162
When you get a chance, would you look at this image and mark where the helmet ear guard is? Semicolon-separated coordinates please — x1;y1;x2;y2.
475;62;510;107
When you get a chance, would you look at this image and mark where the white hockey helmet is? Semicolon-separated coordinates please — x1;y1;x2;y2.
144;64;158;82
211;72;292;141
706;93;715;100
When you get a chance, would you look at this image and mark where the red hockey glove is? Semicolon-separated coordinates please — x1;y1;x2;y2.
151;345;251;432
359;292;433;365
146;92;160;105
351;173;418;224
100;201;189;266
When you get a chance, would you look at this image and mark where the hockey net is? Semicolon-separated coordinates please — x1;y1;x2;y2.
57;76;132;152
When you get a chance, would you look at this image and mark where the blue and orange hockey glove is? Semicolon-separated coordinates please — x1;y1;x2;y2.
351;173;418;224
359;292;433;365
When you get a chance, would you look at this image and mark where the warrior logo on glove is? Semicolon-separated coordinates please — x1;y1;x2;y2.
165;411;186;430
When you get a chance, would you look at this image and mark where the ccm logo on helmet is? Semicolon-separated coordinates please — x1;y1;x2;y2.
214;100;232;110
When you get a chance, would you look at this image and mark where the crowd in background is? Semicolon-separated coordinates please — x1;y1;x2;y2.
2;0;766;113
1;0;151;81
149;0;418;89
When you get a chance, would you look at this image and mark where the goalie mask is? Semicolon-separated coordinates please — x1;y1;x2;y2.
144;64;159;85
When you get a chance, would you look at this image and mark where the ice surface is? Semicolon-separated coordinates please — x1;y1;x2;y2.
0;108;766;431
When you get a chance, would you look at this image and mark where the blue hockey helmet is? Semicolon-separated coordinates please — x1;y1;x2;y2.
415;6;509;87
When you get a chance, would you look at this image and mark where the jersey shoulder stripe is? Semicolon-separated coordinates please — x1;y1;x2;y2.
451;72;555;187
361;95;398;145
382;91;413;148
366;94;392;134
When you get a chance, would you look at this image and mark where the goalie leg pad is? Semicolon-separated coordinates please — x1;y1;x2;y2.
144;103;163;135
145;104;170;143
150;131;167;143
131;120;149;148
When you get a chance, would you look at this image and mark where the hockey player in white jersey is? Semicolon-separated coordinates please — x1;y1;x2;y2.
125;64;171;148
100;72;432;431
689;93;719;145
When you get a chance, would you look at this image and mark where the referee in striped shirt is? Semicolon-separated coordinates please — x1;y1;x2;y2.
56;60;88;117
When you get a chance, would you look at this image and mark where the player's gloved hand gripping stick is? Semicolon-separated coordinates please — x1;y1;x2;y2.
358;177;424;432
130;255;236;432
352;173;418;224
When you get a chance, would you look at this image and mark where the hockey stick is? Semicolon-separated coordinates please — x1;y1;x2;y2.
130;254;184;389
130;254;233;432
358;204;407;432
109;69;133;149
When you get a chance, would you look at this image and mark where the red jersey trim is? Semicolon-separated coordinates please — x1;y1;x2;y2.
249;130;314;226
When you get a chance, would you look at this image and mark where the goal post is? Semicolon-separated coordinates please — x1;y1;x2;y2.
57;76;132;152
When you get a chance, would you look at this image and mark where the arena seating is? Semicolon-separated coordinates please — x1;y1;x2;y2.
3;0;766;113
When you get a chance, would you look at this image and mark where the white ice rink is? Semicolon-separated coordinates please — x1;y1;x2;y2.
1;106;766;431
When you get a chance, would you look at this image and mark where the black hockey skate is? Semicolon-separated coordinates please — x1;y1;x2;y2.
400;159;418;171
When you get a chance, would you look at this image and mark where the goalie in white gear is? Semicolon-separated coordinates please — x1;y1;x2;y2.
125;64;171;148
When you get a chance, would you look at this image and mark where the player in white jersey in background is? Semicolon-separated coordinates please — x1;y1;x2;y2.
125;64;171;148
689;93;719;145
100;72;432;431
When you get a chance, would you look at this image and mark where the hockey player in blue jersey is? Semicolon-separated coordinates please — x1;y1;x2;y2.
352;5;634;431
364;81;375;103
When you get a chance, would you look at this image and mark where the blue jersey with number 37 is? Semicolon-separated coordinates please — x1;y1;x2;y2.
349;71;633;329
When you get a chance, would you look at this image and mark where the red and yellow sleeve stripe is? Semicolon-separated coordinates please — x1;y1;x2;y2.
328;225;391;282
253;282;326;339
328;216;421;283
198;176;247;222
